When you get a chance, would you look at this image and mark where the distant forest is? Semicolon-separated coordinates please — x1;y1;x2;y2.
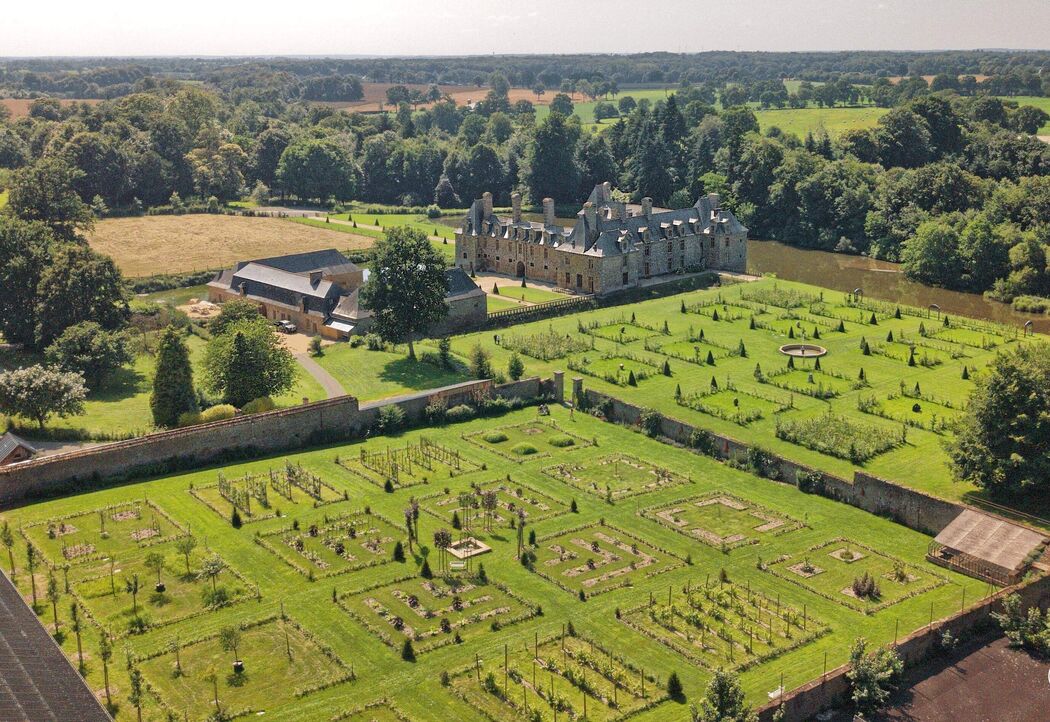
0;50;1048;100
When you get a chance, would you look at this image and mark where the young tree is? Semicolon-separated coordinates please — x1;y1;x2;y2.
507;353;525;381
46;571;60;630
691;668;756;722
175;535;198;577
144;552;165;586
667;670;685;700
203;318;296;407
0;521;15;576
847;637;903;715
70;602;84;673
125;574;140;615
25;543;38;607
99;632;113;710
949;343;1050;495
44;321;132;387
360;227;449;360
0;364;87;428
150;326;197;427
468;345;493;379
128;666;144;722
219;626;242;663
198;554;227;593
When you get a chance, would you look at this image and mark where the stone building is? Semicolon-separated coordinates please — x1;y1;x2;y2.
208;249;486;339
454;182;747;295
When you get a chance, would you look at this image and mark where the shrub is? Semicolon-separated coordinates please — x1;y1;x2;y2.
483;431;508;443
851;572;881;600
364;333;385;351
392;541;405;562
445;404;475;423
420;558;433;579
512;443;538;456
241;396;275;415
847;638;902;714
638;408;662;437
200;404;237;423
423;401;447;425
376;405;406;433
667;671;684;701
177;411;203;427
230;507;242;528
308;335;323;356
548;435;575;448
507;353;525;381
401;639;416;662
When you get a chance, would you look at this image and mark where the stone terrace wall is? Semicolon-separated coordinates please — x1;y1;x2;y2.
754;573;1050;721
581;387;965;536
0;377;554;507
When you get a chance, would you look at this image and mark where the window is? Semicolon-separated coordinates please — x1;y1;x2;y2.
680;239;685;251
622;272;629;285
667;242;672;254
644;262;650;277
565;272;571;284
644;244;650;257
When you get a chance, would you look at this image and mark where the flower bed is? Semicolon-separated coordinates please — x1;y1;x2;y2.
543;454;690;502
639;491;804;551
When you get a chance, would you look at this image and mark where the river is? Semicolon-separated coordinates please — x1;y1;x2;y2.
747;240;1050;334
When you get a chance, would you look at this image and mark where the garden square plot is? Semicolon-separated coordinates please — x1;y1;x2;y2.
464;420;591;462
685;302;753;322
648;337;732;363
640;492;804;550
543;453;690;501
862;394;962;434
760;368;857;399
420;478;569;527
450;632;669;722
334;701;412;722
585;321;661;344
73;545;256;636
530;522;684;598
338;437;482;488
929;325;1008;349
21;500;186;567
620;580;828;671
501;328;592;361
340;575;538;655
775;412;903;463
870;340;953;367
568;353;661;386
192;462;346;524
254;510;404;579
766;538;947;613
678;388;790;426
139;616;354;721
739;286;820;309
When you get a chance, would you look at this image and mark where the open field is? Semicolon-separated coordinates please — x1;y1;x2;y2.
88;214;374;277
0;97;101;118
443;277;1044;513
754;106;889;137
999;95;1050;134
0;404;995;720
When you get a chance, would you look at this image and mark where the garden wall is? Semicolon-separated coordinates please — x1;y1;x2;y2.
580;387;965;535
0;376;552;507
753;573;1050;721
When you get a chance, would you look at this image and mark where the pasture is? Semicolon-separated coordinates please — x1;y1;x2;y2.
0;404;993;720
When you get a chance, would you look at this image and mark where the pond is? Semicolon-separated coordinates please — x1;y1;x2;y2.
747;240;1050;334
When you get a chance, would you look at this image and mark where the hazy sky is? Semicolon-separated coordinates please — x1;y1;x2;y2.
3;0;1048;56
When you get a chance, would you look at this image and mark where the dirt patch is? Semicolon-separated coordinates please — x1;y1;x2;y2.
88;214;374;277
0;97;101;118
314;83;550;114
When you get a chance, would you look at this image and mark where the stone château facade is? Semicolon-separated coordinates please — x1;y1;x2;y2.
454;182;747;295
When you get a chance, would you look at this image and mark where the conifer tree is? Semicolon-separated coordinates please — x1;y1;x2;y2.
150;326;197;427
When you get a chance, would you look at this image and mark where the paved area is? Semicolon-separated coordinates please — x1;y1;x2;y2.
295;353;345;399
0;573;110;721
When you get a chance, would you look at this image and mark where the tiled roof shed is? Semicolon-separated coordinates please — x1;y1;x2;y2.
0;573;111;721
928;509;1048;585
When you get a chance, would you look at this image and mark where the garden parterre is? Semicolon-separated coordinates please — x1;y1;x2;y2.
0;402;998;720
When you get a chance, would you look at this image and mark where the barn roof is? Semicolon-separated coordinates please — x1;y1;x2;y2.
933;509;1047;574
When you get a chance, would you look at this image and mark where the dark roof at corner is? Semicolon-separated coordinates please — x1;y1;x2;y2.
0;432;37;460
446;267;482;297
238;249;356;275
0;573;111;721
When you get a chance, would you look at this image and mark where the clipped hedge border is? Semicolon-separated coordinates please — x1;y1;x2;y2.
416;477;571;524
462;419;593;464
542;452;692;502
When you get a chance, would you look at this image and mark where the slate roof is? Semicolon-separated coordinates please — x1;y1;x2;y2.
446;267;484;298
0;432;36;461
460;184;748;259
0;572;111;721
237;249;358;276
231;263;339;301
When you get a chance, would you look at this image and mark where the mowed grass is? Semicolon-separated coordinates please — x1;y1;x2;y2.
446;277;1043;514
88;214;373;277
999;96;1050;134
0;405;995;720
286;214;456;264
314;341;472;402
1;332;325;439
753;106;889;138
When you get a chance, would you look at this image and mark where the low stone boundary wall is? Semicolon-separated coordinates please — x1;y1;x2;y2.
0;376;557;508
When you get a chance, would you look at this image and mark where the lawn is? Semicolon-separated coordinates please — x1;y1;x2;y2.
88;214;372;278
447;277;1040;512
998;96;1050;134
490;285;565;305
0;404;996;720
753;106;889;138
314;342;472;403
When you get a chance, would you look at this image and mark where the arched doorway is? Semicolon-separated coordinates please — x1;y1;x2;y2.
516;260;526;278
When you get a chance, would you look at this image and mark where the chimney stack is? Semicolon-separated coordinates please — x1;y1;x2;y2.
309;270;323;287
511;192;522;223
482;191;493;216
641;197;653;218
602;181;612;199
543;197;555;227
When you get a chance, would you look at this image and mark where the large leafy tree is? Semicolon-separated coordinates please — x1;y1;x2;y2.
34;243;129;349
360;226;449;360
900;219;963;287
526;111;580;203
44;321;132;388
203;318;296;408
690;668;756;722
5;157;93;241
150;326;198;428
0;217;53;347
0;364;87;429
949;343;1050;496
847;638;903;715
276;138;355;202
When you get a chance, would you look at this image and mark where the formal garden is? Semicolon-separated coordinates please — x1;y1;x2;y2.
0;402;1007;720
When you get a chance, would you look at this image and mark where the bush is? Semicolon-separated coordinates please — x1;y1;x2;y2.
241;397;275;415
200;404;237;423
364;333;386;351
445;404;476;423
507;353;525;381
638;408;662;437
512;443;538;456
177;411;203;427
667;671;684;701
376;405;406;433
549;435;575;448
423;401;447;425
308;335;323;356
483;431;508;443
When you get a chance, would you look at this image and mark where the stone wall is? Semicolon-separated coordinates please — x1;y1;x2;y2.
754;573;1050;721
0;377;552;508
